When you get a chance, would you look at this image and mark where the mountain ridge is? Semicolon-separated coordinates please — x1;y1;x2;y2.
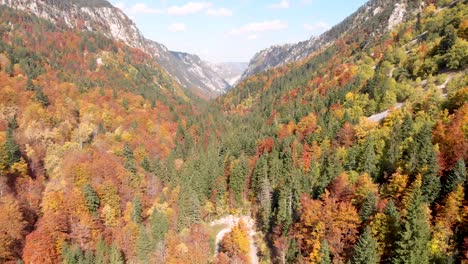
239;0;421;81
0;0;231;97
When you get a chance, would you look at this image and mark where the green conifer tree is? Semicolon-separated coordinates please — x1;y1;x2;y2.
392;186;430;264
122;143;137;174
82;184;100;215
150;209;169;244
438;25;457;55
109;242;124;264
360;135;378;180
26;77;35;91
132;197;143;224
228;157;248;207
2;127;21;167
359;193;377;222
443;159;466;195
95;238;110;264
318;240;332;264
352;227;379;264
34;87;49;107
136;227;152;262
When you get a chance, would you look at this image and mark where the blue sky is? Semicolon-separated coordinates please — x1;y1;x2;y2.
112;0;368;63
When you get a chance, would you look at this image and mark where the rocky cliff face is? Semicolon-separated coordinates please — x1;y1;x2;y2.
1;0;147;50
0;0;231;97
240;0;422;81
171;51;231;97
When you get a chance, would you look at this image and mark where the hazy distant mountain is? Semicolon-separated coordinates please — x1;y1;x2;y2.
209;62;248;86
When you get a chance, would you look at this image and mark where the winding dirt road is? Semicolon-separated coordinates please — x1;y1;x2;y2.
210;215;259;264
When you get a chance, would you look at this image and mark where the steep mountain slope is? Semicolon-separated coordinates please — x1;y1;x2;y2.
171;52;230;95
240;0;421;81
0;0;230;97
207;0;466;262
0;3;203;261
147;39;230;97
210;62;248;86
147;40;232;98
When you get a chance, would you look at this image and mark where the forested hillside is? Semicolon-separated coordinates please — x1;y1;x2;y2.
0;5;209;263
0;0;467;263
192;0;468;262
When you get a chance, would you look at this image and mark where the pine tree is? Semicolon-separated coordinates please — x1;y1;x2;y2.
359;135;378;180
7;116;18;130
95;239;110;264
392;186;430;264
252;154;268;195
258;176;272;232
409;123;438;175
83;250;95;264
150;209;169;244
275;183;293;233
400;114;413;140
177;185;200;230
34;87;49;107
2;127;21;168
318;240;332;264
352;227;379;264
406;123;440;203
438;25;457;55
381;199;400;263
136;227;152;262
421;172;441;204
26;77;35;91
384;122;403;174
443;159;466;195
228;157;248;207
82;184;100;214
141;156;151;172
359;193;377;222
61;244;76;264
122;143;137;175
109;242;124;264
132;197;143;224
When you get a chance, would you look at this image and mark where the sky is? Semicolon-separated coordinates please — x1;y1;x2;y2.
112;0;368;63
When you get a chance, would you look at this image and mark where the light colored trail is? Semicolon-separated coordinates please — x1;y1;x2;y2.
210;215;258;264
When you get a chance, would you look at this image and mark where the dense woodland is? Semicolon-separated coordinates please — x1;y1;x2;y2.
0;0;467;263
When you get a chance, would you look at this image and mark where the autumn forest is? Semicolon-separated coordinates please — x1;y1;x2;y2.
0;0;467;263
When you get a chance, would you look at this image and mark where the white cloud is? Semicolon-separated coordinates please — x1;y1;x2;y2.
206;7;233;17
247;34;258;40
115;2;125;9
168;23;187;32
301;0;314;5
167;2;212;16
269;0;290;9
115;2;162;15
229;20;288;36
304;22;330;33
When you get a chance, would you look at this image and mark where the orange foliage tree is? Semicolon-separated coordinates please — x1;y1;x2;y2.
0;195;26;262
295;193;360;263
